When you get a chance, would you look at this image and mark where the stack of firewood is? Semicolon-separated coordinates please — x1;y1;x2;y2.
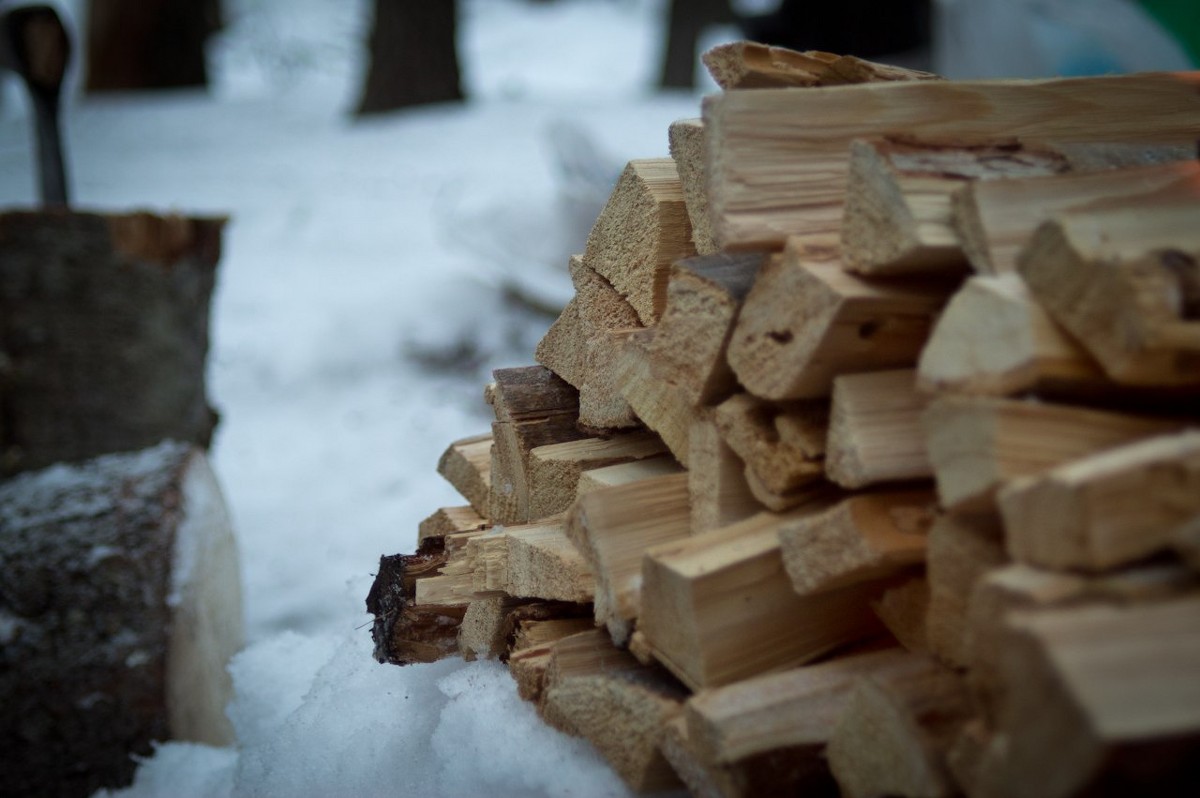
367;43;1200;797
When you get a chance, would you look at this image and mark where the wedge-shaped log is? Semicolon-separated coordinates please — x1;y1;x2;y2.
975;598;1200;798
704;72;1200;250
956;158;1200;275
728;240;952;400
922;396;1183;512
701;41;940;90
780;489;937;595
575;454;684;497
714;392;827;496
998;431;1200;572
825;369;931;489
873;574;931;654
417;505;487;545
669;118;718;255
532;296;585;389
689;414;761;534
542;629;687;793
644;251;765;406
507;617;596;704
616;329;695;466
527;430;666;520
566;472;691;645
504;519;596;604
640;508;884;690
842;138;1066;276
436;432;492;518
581;158;695;325
925;512;1007;668
1018;201;1200;386
917;274;1109;398
459;595;527;662
827;655;972;798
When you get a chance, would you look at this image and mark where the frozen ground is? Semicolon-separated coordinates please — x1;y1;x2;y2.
0;1;720;795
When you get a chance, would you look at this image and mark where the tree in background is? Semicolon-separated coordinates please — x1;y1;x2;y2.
357;0;462;115
85;0;221;91
659;0;735;89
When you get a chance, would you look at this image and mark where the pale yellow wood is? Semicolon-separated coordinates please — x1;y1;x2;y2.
922;396;1183;512
435;432;493;517
566;472;691;645
689;414;762;535
826;655;972;798
1018;199;1200;386
704;72;1200;250
575;454;684;497
533;296;585;389
925;512;1007;668
956;158;1200;275
504;519;596;604
713;392;827;496
527;430;666;520
779;489;937;595
825;368;932;488
701;41;940;90
616;329;695;466
640;507;883;690
728;239;952;400
669;118;718;255
508;617;596;704
582;158;696;325
465;532;507;594
416;505;487;545
459;595;524;662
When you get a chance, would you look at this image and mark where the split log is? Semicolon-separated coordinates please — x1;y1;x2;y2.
922;396;1183;512
955;158;1200;275
504;519;596;604
488;366;585;524
701;41;940;90
779;489;937;595
742;467;843;514
0;443;242;796
532;296;585;388
974;598;1200;798
575;454;684;496
669;118;718;255
527;430;666;520
616;329;695;466
465;531;508;596
0;211;224;476
435;432;493;518
459;595;528;661
581;158;695;325
639;507;884;690
925;512;1007;668
413;529;491;606
566;472;691;645
727;239;953;400
417;504;487;546
872;574;931;654
713;393;827;496
460;598;591;664
507;617;597;704
998;431;1200;572
825;369;932;489
826;655;973;798
704;72;1200;250
689;413;761;534
541;629;687;793
643;251;766;406
1018;200;1200;386
841;138;1067;276
368;536;470;666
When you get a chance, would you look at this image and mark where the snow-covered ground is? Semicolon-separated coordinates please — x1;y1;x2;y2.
0;1;722;795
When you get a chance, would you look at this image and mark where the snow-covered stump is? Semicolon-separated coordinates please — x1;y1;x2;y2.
0;210;225;477
0;442;243;797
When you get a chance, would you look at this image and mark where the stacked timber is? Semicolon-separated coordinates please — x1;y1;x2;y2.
368;47;1200;797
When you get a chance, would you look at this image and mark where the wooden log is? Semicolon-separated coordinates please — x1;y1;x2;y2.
541;629;687;793
417;505;487;545
916;274;1109;398
974;598;1200;798
669;118;718;255
925;512;1007;668
581;158;696;325
955;158;1200;275
566;472;692;645
727;239;953;400
412;528;492;606
507;617;597;704
435;432;493;518
742;467;844;514
0;211;225;476
825;368;932;489
640;508;884;690
0;442;242;796
532;296;585;388
841;138;1067;276
459;595;527;662
713;392;827;496
504;519;595;604
779;489;937;595
527;430;666;520
643;251;766;406
1018;200;1200;386
703;72;1200;251
997;431;1200;572
488;366;586;524
683;646;913;765
1177;516;1200;573
872;573;931;654
689;413;761;534
922;396;1184;512
701;41;940;90
616;329;695;466
465;531;508;595
575;454;684;496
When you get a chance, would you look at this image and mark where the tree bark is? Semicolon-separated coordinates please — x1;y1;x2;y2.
85;0;221;91
357;0;462;115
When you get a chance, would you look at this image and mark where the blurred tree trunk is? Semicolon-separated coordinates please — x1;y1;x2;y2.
660;0;734;89
85;0;221;91
357;0;462;115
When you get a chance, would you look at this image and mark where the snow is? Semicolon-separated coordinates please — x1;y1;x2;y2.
0;1;716;795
